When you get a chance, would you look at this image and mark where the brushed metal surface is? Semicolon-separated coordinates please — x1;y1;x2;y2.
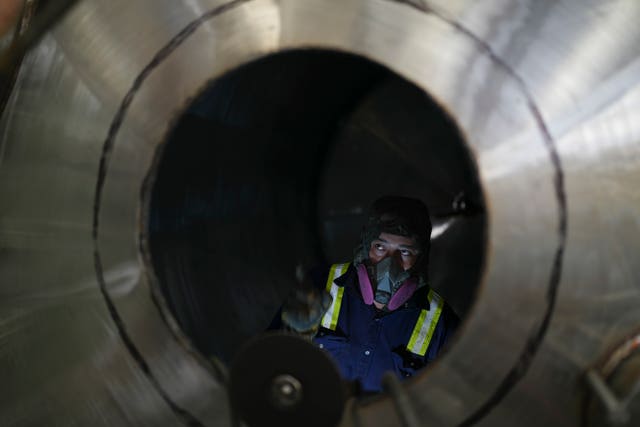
1;0;639;426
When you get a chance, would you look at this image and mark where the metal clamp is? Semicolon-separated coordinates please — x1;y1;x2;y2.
382;372;421;427
585;333;640;426
585;369;631;425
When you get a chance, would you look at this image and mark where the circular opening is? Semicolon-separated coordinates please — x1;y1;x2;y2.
147;49;485;366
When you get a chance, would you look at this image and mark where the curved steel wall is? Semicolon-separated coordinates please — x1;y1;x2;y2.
1;1;639;426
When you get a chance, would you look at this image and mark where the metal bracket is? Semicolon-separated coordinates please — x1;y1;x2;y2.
585;333;640;426
586;369;630;425
382;372;421;427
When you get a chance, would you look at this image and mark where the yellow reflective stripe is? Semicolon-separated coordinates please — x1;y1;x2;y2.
328;286;344;330
407;290;444;356
320;263;350;330
407;309;427;351
324;264;340;292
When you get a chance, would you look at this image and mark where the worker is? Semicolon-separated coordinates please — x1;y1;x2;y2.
276;195;459;394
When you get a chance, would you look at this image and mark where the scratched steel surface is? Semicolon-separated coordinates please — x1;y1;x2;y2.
1;0;639;426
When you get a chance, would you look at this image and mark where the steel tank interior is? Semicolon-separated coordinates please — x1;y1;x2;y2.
1;1;640;426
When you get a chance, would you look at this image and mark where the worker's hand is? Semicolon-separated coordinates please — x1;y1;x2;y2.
281;266;332;340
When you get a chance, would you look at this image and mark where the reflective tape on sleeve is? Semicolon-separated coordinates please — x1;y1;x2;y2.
406;289;444;356
320;263;350;330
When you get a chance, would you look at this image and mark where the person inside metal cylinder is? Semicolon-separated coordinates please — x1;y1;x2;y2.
277;195;459;394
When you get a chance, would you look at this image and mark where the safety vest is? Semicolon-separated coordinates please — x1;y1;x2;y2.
320;263;444;357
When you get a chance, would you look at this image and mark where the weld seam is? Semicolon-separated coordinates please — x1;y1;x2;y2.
92;1;253;426
388;1;567;425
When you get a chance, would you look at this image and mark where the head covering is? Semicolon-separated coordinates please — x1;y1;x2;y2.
353;196;432;288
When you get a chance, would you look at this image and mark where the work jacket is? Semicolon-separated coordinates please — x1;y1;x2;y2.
313;262;458;393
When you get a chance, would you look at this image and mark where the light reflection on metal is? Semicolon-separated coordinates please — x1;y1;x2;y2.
430;219;453;240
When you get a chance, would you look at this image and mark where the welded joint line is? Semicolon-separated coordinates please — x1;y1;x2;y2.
92;253;206;427
387;1;568;425
148;277;231;382
91;1;254;426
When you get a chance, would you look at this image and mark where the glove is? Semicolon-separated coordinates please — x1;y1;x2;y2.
281;266;332;340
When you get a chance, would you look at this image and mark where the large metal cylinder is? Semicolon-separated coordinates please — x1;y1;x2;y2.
1;1;639;426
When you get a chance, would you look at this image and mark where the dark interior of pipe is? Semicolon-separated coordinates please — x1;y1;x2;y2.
147;49;486;364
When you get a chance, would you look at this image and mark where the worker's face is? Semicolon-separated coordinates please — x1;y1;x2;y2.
368;232;419;271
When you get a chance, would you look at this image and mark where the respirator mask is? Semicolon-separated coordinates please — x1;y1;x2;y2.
357;257;418;311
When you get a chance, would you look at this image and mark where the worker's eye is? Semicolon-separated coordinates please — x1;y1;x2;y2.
400;249;412;256
374;243;385;252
